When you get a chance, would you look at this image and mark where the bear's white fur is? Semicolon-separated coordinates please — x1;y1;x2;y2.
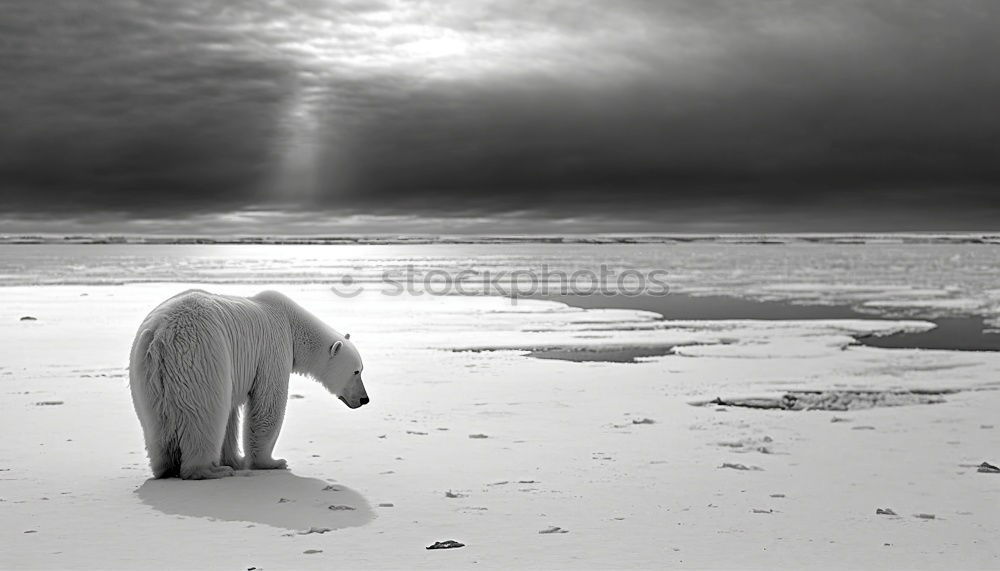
129;289;367;480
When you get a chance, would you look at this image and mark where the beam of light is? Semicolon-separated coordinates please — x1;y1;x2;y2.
209;6;491;205
270;82;325;202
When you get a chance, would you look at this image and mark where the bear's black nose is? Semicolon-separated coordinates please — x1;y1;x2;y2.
360;397;370;406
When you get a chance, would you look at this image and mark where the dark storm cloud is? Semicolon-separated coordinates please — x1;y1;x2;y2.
1;0;999;229
320;0;1000;216
0;1;296;213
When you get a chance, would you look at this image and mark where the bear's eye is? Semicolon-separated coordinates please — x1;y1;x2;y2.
354;370;360;375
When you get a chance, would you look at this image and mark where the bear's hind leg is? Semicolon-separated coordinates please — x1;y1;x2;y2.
178;383;234;480
179;423;234;479
149;438;181;479
135;409;181;478
179;427;234;480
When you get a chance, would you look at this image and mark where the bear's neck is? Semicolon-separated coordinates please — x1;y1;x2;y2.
280;299;334;379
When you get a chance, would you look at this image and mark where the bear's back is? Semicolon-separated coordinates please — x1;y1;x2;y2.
136;290;293;382
142;290;278;340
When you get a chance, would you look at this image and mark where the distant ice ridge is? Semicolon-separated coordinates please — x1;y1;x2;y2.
2;232;1000;245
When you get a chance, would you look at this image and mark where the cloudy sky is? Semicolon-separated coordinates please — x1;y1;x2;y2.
2;0;998;234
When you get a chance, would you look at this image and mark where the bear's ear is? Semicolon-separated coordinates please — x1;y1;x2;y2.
345;333;351;340
331;341;343;357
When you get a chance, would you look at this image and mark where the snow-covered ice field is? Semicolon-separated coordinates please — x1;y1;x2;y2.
1;243;999;569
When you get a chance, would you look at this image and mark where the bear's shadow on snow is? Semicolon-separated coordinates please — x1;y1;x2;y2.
136;470;375;531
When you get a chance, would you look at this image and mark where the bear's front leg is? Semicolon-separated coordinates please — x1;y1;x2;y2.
220;406;245;470
246;377;288;470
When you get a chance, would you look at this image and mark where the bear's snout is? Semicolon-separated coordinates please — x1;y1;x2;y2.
336;373;368;409
337;394;369;409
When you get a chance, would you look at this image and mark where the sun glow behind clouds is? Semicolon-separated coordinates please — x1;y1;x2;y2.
225;3;530;202
397;34;470;61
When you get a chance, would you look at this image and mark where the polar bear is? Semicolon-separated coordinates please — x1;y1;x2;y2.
128;289;367;480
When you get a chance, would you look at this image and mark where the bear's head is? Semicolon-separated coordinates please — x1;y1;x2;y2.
320;333;369;409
